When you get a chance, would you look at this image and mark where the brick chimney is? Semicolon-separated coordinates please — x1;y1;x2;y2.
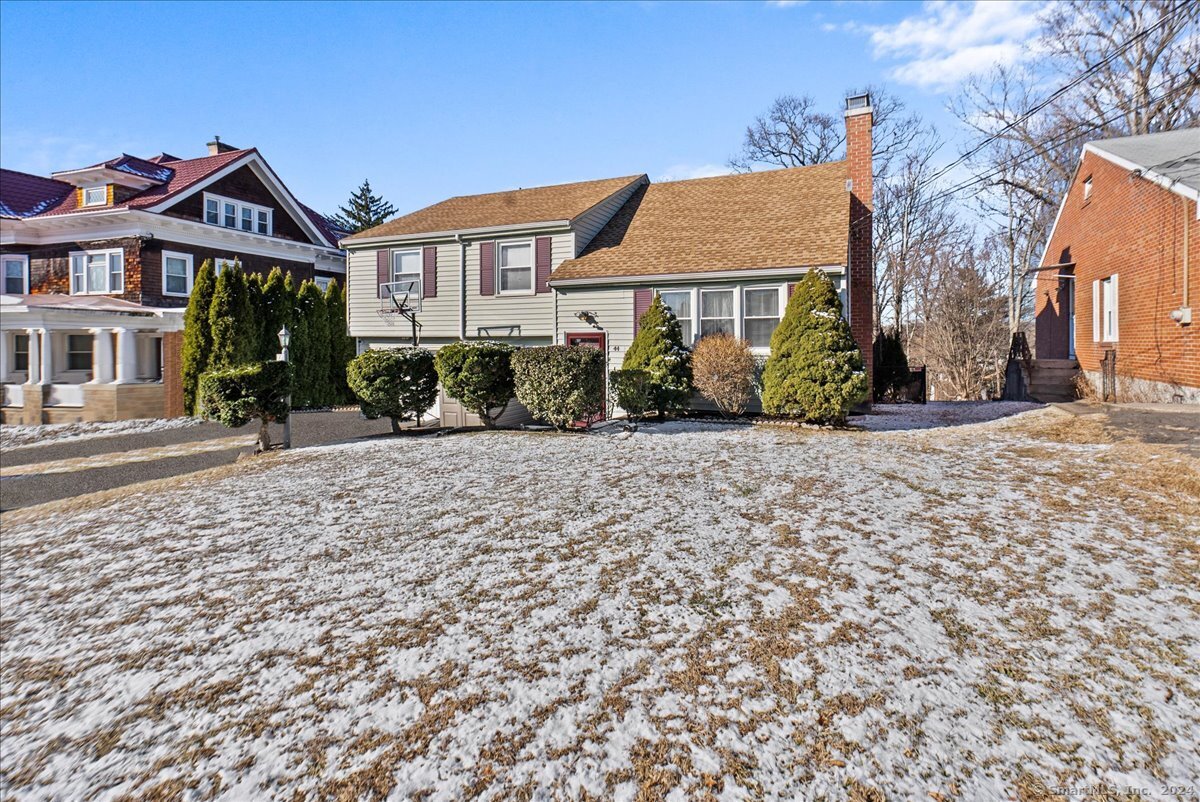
207;136;238;156
845;92;874;401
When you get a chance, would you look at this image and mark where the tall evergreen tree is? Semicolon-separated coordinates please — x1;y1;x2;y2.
181;259;217;415
208;262;256;370
291;280;331;407
324;279;354;404
761;269;868;424
245;271;267;360
330;179;397;234
260;267;294;361
622;294;692;419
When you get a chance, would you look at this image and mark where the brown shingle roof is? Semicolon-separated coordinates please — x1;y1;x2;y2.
550;162;850;283
344;174;647;241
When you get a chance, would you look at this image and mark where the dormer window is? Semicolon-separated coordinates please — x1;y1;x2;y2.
83;185;107;206
203;192;272;235
1083;176;1093;201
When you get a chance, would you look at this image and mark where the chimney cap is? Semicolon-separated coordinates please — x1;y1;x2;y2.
845;92;871;111
206;135;239;155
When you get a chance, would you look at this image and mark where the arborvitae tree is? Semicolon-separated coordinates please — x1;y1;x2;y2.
291;280;331;407
181;259;217;415
324;279;354;404
330;179;397;234
208;262;256;370
621;294;692;419
245;271;266;359
761;269;868;424
259;267;294;362
872;327;910;402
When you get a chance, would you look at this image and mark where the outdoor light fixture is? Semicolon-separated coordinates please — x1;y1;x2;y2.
575;310;596;321
278;326;292;450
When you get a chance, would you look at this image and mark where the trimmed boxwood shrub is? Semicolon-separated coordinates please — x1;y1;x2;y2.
198;360;291;452
512;345;606;430
609;369;651;422
347;347;438;433
761;269;868;425
434;341;515;429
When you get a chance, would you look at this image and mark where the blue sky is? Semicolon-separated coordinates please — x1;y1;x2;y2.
0;1;1041;218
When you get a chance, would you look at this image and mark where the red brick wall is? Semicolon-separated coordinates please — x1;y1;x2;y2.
1036;150;1199;390
846;107;875;397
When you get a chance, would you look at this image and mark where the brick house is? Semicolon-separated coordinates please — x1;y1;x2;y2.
1;139;346;423
341;95;874;423
1035;128;1198;403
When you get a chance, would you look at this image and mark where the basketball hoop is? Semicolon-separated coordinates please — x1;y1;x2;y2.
378;281;423;345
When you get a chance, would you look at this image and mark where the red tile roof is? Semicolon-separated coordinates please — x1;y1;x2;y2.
0;169;75;218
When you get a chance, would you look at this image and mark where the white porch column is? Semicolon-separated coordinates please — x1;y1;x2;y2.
115;327;138;383
90;328;115;383
25;329;40;385
38;328;52;385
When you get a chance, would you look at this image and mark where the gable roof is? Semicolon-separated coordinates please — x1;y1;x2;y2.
343;174;647;242
0;169;75;219
1;149;340;249
1085;127;1200;200
550;162;850;283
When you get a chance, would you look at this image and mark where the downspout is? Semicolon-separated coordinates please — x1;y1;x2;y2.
1173;195;1193;326
456;233;467;340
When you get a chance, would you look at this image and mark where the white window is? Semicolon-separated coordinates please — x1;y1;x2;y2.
69;248;124;294
389;249;422;311
699;288;735;338
314;275;332;291
3;255;29;294
658;289;694;345
1101;275;1118;342
1083;176;1093;201
162;251;194;297
204;192;273;236
498;241;533;294
13;334;30;372
82;185;107;206
743;286;782;349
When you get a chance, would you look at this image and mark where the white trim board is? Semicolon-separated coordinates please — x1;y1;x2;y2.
549;264;844;288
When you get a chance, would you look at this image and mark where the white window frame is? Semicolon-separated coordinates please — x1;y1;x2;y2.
69;248;124;295
698;287;737;340
13;332;30;373
3;254;30;294
314;275;332;292
1083;175;1093;201
1101;274;1118;342
82;185;107;206
65;333;94;373
161;250;194;297
656;288;696;346
203;192;273;236
390;248;423;312
742;284;784;353
497;239;535;296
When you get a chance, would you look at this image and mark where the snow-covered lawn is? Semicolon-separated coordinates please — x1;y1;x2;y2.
0;416;203;450
2;406;1198;801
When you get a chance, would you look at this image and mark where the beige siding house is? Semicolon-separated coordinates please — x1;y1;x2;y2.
341;93;876;424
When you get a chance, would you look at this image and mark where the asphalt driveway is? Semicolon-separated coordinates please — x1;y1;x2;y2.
0;411;396;511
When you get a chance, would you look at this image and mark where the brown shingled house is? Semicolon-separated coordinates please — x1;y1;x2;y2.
341;95;875;422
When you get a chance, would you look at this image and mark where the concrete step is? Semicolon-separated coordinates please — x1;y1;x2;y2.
1032;359;1080;369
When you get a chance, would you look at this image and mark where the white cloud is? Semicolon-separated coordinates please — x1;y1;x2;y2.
865;1;1047;91
656;163;735;182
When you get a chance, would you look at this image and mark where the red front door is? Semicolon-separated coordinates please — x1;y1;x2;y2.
565;332;606;427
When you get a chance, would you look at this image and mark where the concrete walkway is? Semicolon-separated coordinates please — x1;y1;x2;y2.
1052;400;1200;457
0;411;397;511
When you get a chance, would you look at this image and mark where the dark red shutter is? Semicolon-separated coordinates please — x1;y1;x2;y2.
787;282;797;299
633;288;653;334
423;245;437;298
535;236;552;293
479;241;495;296
377;249;390;298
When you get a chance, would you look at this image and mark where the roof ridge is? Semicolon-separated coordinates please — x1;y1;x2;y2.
445;173;645;202
653;160;847;187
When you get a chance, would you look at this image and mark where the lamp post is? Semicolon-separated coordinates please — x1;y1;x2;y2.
277;325;292;450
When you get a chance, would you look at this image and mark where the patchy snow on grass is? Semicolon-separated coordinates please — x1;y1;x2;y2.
850;400;1043;431
0;416;203;449
2;407;1198;800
